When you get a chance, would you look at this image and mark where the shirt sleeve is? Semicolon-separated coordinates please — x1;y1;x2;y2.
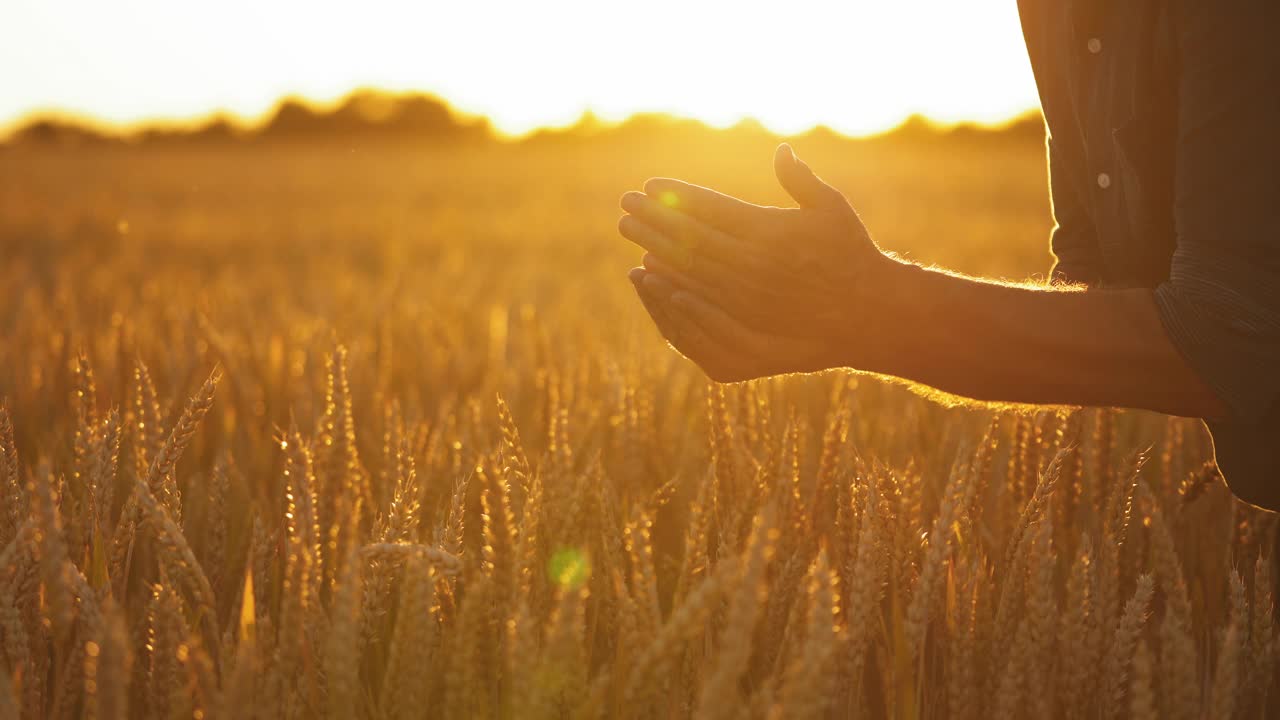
1046;134;1103;285
1152;0;1280;425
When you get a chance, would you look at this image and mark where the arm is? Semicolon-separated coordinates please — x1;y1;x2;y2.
846;260;1226;418
619;146;1223;418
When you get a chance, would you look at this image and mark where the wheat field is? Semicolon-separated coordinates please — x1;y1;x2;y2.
0;128;1274;719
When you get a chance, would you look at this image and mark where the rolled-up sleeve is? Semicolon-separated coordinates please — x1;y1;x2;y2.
1153;0;1280;424
1047;136;1103;285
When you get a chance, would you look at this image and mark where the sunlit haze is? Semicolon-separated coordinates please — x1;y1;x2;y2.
2;0;1039;137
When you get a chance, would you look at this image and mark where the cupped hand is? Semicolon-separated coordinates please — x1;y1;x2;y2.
626;266;834;382
619;144;895;381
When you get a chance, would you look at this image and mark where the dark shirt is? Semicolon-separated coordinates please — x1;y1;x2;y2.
1018;0;1280;510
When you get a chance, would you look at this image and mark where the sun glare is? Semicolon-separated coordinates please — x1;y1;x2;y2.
1;0;1037;137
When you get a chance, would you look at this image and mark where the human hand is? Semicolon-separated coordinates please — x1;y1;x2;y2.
626;266;835;382
619;144;895;381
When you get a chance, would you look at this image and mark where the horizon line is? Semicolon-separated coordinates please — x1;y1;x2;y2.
0;86;1045;145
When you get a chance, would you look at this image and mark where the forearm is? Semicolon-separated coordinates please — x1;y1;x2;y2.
846;260;1227;419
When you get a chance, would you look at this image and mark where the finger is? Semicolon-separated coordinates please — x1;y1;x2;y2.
636;270;702;354
674;289;831;376
669;288;768;360
641;252;716;294
620;191;742;263
629;268;681;345
641;252;762;325
637;277;744;382
641;247;749;299
618;215;693;269
640;269;679;303
621;215;753;286
774;143;847;210
640;178;767;236
645;249;795;332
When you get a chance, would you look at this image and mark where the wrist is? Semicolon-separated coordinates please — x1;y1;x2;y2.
833;254;924;374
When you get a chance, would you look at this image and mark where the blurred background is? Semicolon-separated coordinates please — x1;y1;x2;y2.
2;0;1038;136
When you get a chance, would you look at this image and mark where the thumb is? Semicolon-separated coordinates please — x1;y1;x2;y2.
774;143;845;210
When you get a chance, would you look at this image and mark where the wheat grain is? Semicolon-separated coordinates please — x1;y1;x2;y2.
1210;611;1243;719
624;556;738;715
1248;552;1275;712
379;556;436;720
695;505;777;719
1101;573;1154;718
770;548;840;720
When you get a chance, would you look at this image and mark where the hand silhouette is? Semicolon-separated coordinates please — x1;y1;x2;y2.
619;144;895;382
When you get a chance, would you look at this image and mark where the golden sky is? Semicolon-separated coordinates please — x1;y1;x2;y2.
2;0;1039;137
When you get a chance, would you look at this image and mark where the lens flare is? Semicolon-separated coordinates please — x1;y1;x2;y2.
548;547;591;589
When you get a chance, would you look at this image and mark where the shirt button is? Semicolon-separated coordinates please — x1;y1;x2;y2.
1087;37;1102;54
1097;172;1112;189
